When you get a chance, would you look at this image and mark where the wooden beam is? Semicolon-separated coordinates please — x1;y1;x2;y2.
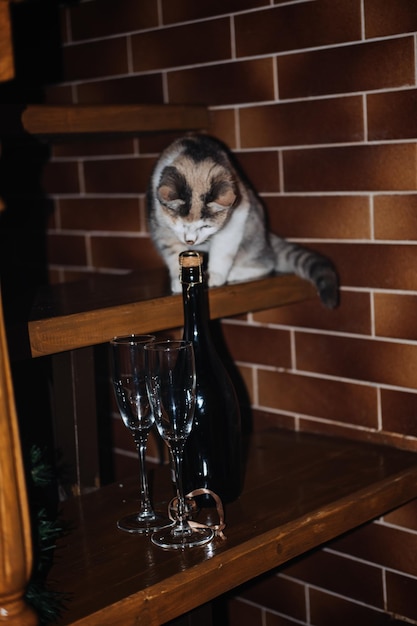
28;273;316;358
0;283;38;625
21;104;209;136
0;0;14;83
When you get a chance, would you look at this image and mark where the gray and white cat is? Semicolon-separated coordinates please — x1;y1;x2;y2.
147;134;338;308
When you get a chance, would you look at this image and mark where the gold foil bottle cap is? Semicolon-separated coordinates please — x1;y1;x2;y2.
179;250;203;268
179;251;203;285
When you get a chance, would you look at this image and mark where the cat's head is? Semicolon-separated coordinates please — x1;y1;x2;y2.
156;155;238;246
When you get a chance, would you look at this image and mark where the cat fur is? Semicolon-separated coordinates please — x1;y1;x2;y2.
146;134;339;308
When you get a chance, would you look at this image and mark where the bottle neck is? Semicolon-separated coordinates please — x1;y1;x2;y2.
181;266;210;341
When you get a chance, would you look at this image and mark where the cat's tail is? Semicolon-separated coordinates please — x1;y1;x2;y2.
270;234;339;309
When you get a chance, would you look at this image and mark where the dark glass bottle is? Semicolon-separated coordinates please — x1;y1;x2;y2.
179;250;242;506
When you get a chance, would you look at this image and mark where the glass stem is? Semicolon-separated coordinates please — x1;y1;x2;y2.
133;430;154;519
170;442;190;532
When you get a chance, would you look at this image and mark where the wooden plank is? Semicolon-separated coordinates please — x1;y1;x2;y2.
51;348;100;497
46;429;417;626
21;104;209;136
0;0;14;83
0;283;38;625
28;272;316;358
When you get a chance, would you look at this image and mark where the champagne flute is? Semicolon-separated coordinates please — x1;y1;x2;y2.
110;334;173;534
145;340;214;549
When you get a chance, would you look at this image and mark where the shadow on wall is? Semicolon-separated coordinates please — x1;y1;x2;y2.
0;0;66;477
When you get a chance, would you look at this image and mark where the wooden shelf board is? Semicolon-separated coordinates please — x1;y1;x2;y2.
47;429;417;626
21;104;209;136
28;270;316;358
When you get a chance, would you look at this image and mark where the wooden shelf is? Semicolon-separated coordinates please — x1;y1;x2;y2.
28;270;316;357
20;104;209;137
47;428;417;626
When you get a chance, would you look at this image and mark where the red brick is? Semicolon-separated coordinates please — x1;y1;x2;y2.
131;19;231;72
283;550;384;607
283;144;417;192
83;156;156;194
368;90;417;141
235;150;280;193
240;97;364;148
235;0;361;57
252;408;296;432
257;370;378;427
310;588;391;626
296;332;417;389
381;388;417;437
69;0;158;40
318;242;417;291
386;570;417;622
162;0;266;24
238;575;306;621
226;598;263;626
59;198;141;232
331;522;417;578
62;37;129;82
47;233;88;266
53;138;135;158
208;109;237;149
375;293;417;341
42;161;80;195
265;195;370;239
278;38;415;99
77;74;164;105
365;0;417;38
385;499;417;532
167;59;274;106
253;291;371;336
374;194;417;240
90;235;163;271
221;324;291;368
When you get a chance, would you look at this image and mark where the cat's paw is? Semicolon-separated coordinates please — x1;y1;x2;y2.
208;272;227;288
170;277;182;293
316;267;339;309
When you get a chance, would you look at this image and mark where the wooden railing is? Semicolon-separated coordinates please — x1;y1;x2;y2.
0;2;38;623
0;0;14;83
0;284;38;625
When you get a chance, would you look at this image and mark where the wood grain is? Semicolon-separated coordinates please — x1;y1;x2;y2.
0;0;14;83
28;272;316;357
47;429;417;626
0;284;38;625
21;104;209;136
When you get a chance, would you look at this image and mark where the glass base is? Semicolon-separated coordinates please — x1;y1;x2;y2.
117;512;174;534
151;524;214;549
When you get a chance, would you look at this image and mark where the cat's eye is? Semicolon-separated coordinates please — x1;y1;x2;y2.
164;200;184;212
206;202;228;213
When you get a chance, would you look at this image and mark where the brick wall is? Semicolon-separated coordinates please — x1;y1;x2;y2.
41;1;417;624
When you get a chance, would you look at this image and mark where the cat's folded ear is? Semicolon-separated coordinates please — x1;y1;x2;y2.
212;187;236;209
207;183;237;212
157;165;185;208
157;184;185;211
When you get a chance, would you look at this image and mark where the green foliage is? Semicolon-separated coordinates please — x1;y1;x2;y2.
25;445;70;625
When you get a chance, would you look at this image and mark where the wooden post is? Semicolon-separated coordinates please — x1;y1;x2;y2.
0;0;14;83
0;284;38;625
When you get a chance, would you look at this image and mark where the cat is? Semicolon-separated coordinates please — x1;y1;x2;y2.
146;134;339;308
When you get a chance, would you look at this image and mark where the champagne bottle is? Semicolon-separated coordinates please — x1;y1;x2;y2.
179;250;243;506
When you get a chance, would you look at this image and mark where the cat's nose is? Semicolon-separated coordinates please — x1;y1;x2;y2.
185;238;196;245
